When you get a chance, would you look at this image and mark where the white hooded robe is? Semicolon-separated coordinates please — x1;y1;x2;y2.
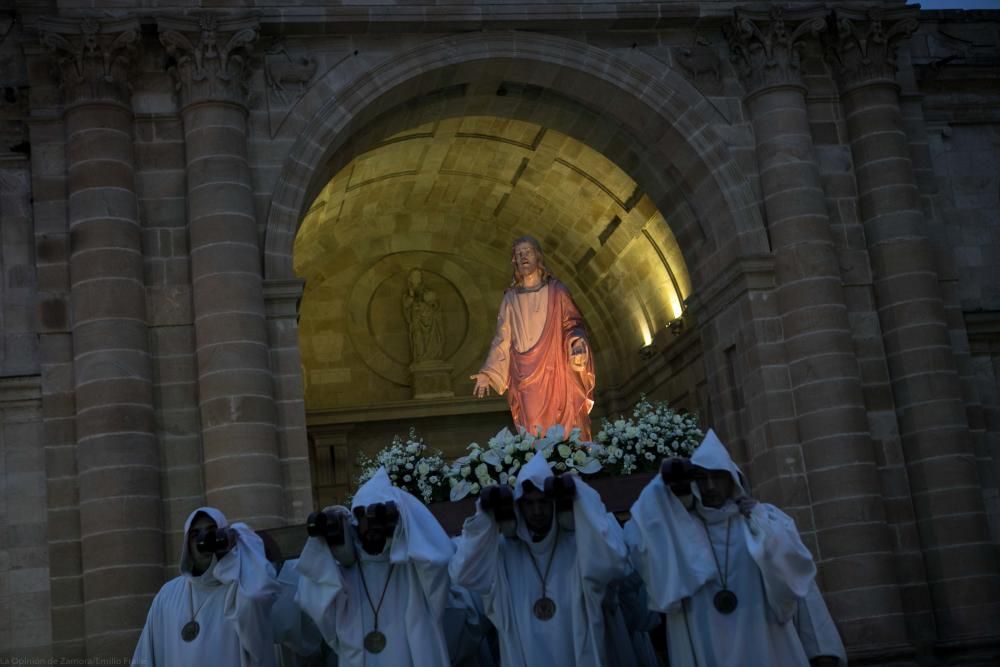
271;557;330;666
625;430;816;667
295;469;453;667
450;452;629;667
795;581;847;666
131;507;281;667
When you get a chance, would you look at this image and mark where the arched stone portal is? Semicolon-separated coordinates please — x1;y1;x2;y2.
260;31;778;510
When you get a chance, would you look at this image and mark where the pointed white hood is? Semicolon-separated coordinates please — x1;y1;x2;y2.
690;429;748;500
514;450;554;501
351;468;402;520
180;506;229;575
351;467;453;566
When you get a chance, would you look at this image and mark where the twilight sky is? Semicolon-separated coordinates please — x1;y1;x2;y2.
909;0;1000;9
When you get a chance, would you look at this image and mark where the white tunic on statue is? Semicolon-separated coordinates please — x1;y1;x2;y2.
625;430;816;667
131;507;280;667
295;469;453;667
450;452;629;667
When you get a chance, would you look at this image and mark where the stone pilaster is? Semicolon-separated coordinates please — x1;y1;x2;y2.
264;278;312;524
39;17;163;659
828;7;1000;647
158;15;286;527
726;7;910;653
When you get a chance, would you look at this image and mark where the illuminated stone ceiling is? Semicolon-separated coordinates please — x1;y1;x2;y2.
294;115;691;410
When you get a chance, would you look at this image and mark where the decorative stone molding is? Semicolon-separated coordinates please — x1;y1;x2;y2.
264;278;305;320
825;7;919;93
38;17;141;105
157;14;259;109
724;7;826;99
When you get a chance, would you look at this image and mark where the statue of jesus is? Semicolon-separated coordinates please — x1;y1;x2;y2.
471;236;596;441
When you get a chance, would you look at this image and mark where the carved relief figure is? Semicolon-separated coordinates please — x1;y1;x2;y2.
403;268;445;363
264;43;317;105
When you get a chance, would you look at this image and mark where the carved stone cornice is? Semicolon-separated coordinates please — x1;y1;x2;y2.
724;7;826;100
157;14;259;110
825;7;919;94
38;17;141;106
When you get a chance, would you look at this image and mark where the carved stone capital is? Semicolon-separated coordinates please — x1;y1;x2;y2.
825;7;919;94
157;14;259;110
724;7;826;99
38;17;141;106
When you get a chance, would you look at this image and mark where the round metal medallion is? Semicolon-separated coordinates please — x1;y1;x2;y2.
364;630;387;653
181;620;200;642
713;589;739;615
533;596;557;620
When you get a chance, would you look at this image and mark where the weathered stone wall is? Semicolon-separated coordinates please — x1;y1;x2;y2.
911;12;1000;555
0;2;997;663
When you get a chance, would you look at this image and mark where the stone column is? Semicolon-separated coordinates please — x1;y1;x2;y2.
828;7;1000;645
726;8;908;651
40;18;164;657
159;15;285;526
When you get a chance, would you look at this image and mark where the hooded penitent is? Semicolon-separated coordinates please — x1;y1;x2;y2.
624;429;817;667
294;468;453;667
450;451;628;667
131;507;280;667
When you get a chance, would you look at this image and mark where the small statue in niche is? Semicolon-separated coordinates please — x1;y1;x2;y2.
403;268;445;363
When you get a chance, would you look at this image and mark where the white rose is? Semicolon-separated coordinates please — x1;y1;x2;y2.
417;462;430;476
461;466;472;477
475;463;489;479
470;483;480;494
557;444;572;459
525;452;535;461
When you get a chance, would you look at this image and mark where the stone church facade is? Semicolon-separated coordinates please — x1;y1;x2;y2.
0;0;997;663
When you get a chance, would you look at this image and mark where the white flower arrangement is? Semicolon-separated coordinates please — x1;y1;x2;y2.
355;427;449;504
594;396;702;476
351;398;702;505
446;425;603;501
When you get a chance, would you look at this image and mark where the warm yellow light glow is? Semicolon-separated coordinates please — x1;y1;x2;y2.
640;322;653;347
668;290;683;320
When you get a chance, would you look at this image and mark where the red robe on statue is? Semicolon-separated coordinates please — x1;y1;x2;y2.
478;279;596;441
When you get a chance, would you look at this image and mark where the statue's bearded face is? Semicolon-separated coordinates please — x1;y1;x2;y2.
513;242;540;279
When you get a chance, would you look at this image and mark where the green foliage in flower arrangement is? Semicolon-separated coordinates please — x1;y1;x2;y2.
595;396;703;475
446;425;602;501
355;427;450;504
353;398;702;505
